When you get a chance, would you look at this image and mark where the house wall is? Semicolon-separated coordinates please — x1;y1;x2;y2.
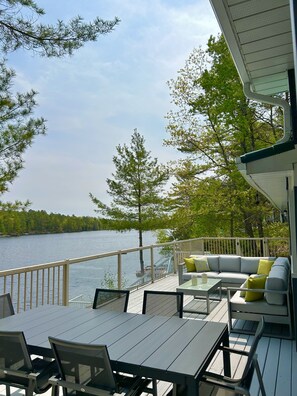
289;171;297;341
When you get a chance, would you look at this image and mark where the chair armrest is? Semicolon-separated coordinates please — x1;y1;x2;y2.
217;345;249;357
49;376;111;396
201;372;247;394
227;286;289;303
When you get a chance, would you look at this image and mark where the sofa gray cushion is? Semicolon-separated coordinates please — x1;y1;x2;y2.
219;272;249;284
240;257;272;274
181;271;219;282
265;259;289;305
219;255;241;272
206;255;220;272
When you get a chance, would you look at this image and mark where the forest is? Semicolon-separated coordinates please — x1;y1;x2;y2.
0;209;108;236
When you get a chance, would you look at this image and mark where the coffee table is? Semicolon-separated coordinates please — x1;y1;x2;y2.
177;278;222;314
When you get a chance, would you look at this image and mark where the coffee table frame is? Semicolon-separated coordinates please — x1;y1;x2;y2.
177;278;222;314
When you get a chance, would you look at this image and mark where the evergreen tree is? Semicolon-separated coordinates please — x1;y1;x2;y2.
90;129;169;274
0;1;119;57
0;0;119;204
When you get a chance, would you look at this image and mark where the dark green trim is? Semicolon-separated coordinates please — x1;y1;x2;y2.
240;140;295;164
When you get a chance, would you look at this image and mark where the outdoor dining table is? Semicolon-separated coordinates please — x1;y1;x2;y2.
0;304;230;396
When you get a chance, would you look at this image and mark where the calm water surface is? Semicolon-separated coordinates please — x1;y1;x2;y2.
0;230;159;301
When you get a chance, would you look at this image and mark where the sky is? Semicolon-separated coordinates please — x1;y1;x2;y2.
2;0;219;216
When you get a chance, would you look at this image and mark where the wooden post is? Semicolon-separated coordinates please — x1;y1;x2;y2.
62;261;70;306
118;253;122;289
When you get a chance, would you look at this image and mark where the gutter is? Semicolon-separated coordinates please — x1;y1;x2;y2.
243;83;292;144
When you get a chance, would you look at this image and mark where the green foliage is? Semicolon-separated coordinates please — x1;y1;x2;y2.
0;0;119;57
100;268;127;289
0;208;104;236
165;35;284;239
0;60;45;194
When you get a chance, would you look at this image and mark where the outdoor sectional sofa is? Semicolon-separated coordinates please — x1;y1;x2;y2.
178;255;292;338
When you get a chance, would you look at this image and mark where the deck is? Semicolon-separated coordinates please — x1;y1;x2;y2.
2;274;296;396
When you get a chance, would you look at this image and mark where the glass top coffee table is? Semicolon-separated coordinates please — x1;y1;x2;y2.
176;278;222;314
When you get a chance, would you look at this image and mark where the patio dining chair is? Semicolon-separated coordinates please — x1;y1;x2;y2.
0;330;58;396
92;288;130;312
0;293;14;318
49;336;151;396
199;316;266;396
142;290;184;318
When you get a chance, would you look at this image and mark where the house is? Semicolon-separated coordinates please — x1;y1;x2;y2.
209;0;297;339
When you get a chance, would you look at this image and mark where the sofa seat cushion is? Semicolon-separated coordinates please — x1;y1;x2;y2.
219;272;249;284
219;255;241;272
230;291;288;316
182;271;219;281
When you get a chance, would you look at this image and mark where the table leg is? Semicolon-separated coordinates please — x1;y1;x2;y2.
222;328;231;377
206;296;210;314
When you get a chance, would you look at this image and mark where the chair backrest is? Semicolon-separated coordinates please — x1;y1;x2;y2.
0;331;33;385
0;293;15;318
49;337;117;393
142;290;184;318
92;288;130;312
241;317;265;381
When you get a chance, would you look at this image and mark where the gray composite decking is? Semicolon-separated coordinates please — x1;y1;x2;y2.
1;274;296;396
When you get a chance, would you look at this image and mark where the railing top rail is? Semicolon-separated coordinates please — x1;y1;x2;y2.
0;236;289;277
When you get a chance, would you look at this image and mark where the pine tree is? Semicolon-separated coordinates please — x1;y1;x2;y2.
90;129;169;274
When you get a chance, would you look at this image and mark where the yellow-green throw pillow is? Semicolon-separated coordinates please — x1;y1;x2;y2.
194;257;210;272
240;274;265;297
245;275;267;302
184;257;196;272
257;259;274;276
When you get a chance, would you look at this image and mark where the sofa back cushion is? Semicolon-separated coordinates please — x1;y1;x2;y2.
240;257;261;274
206;255;219;272
265;257;290;305
219;255;241;273
240;257;274;274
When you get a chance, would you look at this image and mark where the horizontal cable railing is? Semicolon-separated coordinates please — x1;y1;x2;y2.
0;236;289;312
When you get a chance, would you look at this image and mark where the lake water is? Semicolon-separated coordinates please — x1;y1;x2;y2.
0;230;164;301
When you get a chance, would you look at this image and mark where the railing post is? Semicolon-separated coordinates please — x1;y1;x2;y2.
263;237;269;257
117;252;122;289
235;238;241;255
173;243;177;273
150;247;155;282
62;261;70;306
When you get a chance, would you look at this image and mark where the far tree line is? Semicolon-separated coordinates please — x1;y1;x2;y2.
0;209;111;236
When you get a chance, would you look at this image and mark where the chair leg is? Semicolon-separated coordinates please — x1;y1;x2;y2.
254;359;266;396
152;379;157;396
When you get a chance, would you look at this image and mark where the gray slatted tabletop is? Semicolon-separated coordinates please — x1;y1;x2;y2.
0;305;230;396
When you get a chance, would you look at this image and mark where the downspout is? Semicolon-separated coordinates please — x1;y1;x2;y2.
243;82;292;143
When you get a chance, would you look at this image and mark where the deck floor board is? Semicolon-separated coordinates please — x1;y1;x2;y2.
1;274;295;396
